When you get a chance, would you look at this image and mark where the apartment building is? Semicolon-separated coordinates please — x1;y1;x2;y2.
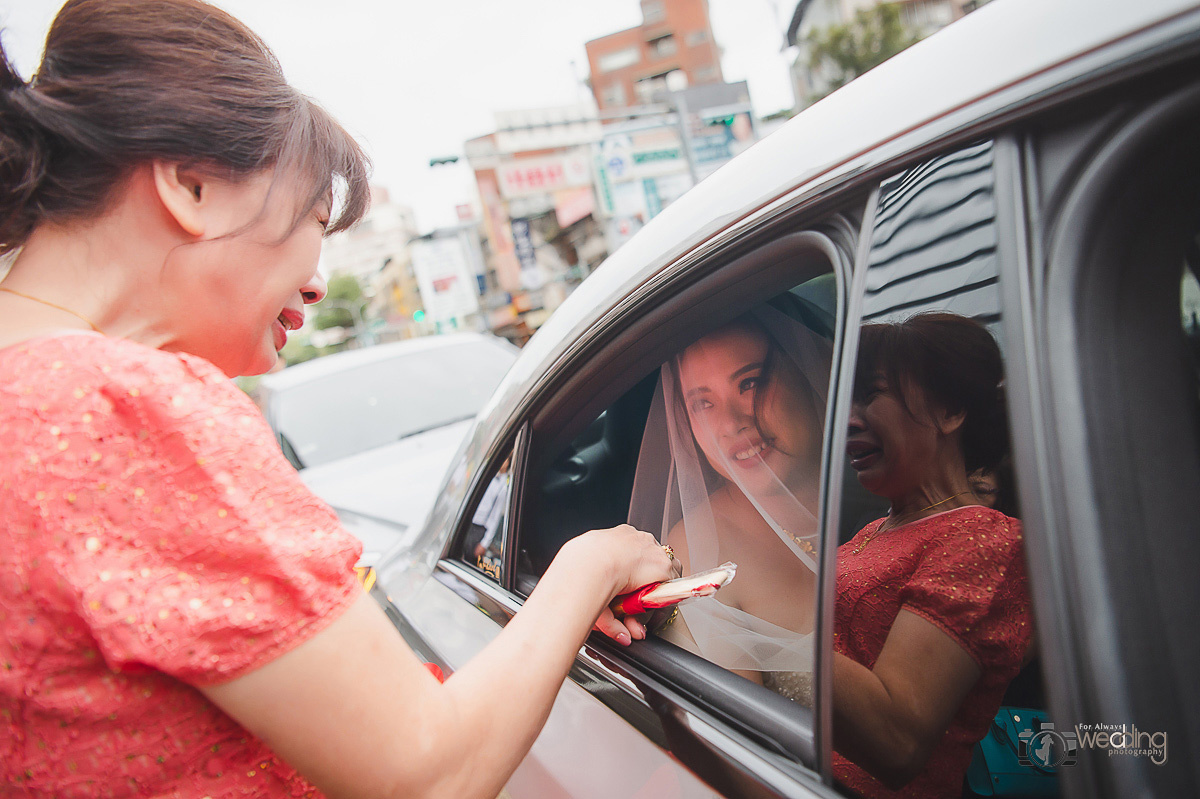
585;0;724;112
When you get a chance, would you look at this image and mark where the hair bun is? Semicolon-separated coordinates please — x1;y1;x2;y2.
0;0;371;255
0;47;50;254
0;46;26;93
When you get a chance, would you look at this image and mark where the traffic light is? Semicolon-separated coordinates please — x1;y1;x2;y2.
413;310;426;322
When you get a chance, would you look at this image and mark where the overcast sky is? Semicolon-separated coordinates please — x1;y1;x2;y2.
1;0;798;232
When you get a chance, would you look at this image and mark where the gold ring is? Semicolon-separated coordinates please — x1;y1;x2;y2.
661;544;675;560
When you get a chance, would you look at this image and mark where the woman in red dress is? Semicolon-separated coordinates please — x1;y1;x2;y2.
832;313;1033;798
0;2;672;797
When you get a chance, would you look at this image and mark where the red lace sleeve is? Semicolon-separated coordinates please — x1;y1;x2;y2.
898;509;1031;672
42;341;363;686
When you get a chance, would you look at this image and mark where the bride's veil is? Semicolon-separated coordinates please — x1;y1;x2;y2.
628;299;832;673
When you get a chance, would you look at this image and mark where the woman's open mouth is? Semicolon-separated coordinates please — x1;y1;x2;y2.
273;310;303;350
730;440;771;467
272;317;288;350
846;440;882;471
277;310;304;331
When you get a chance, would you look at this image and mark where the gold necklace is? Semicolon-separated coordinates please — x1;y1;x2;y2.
852;491;970;554
788;533;817;557
0;286;103;333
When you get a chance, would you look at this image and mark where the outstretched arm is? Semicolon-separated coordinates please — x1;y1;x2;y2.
201;524;673;799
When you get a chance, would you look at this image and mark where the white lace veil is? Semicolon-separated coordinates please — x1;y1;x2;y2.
628;299;832;673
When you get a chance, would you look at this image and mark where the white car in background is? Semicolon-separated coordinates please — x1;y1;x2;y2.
258;333;518;565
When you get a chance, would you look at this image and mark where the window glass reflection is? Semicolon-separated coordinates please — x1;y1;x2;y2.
461;455;512;581
629;280;838;707
831;143;1035;799
864;139;1001;327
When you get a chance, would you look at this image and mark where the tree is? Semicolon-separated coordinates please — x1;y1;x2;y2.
279;336;320;366
327;272;364;303
805;2;922;100
314;273;368;333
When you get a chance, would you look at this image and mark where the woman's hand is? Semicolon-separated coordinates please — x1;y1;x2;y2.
555;524;674;646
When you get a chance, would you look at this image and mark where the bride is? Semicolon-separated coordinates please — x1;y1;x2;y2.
629;297;832;704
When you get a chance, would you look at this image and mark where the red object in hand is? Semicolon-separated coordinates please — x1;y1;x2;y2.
424;662;446;683
609;562;737;616
610;583;662;616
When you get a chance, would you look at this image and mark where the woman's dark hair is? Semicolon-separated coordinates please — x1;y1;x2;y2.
0;0;370;255
854;312;1008;474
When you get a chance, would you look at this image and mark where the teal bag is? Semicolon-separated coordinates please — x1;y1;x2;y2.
965;707;1060;798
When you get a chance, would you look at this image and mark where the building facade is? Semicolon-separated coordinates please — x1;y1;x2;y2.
408;225;487;333
318;186;424;340
464;105;608;339
594;81;756;252
585;0;724;112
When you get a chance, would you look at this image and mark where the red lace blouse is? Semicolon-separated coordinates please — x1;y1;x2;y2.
0;334;363;798
833;506;1032;799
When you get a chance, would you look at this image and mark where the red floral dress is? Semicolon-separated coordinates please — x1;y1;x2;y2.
0;334;363;798
833;506;1032;799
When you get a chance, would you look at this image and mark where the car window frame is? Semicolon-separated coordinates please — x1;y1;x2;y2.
444;425;528;590
502;208;865;788
820;133;1028;788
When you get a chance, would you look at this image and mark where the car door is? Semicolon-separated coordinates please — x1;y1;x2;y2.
414;133;1037;799
522;232;867;799
379;138;1031;799
372;12;1200;799
1000;68;1200;799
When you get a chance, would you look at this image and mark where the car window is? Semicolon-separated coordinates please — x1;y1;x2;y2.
862;140;1002;325
832;140;1043;797
269;340;514;468
455;448;514;582
633;283;836;706
516;221;856;732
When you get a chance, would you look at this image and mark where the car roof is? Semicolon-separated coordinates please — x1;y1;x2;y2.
484;0;1199;428
261;332;509;392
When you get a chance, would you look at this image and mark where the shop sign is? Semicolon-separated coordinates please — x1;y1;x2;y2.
410;234;481;324
498;153;592;198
